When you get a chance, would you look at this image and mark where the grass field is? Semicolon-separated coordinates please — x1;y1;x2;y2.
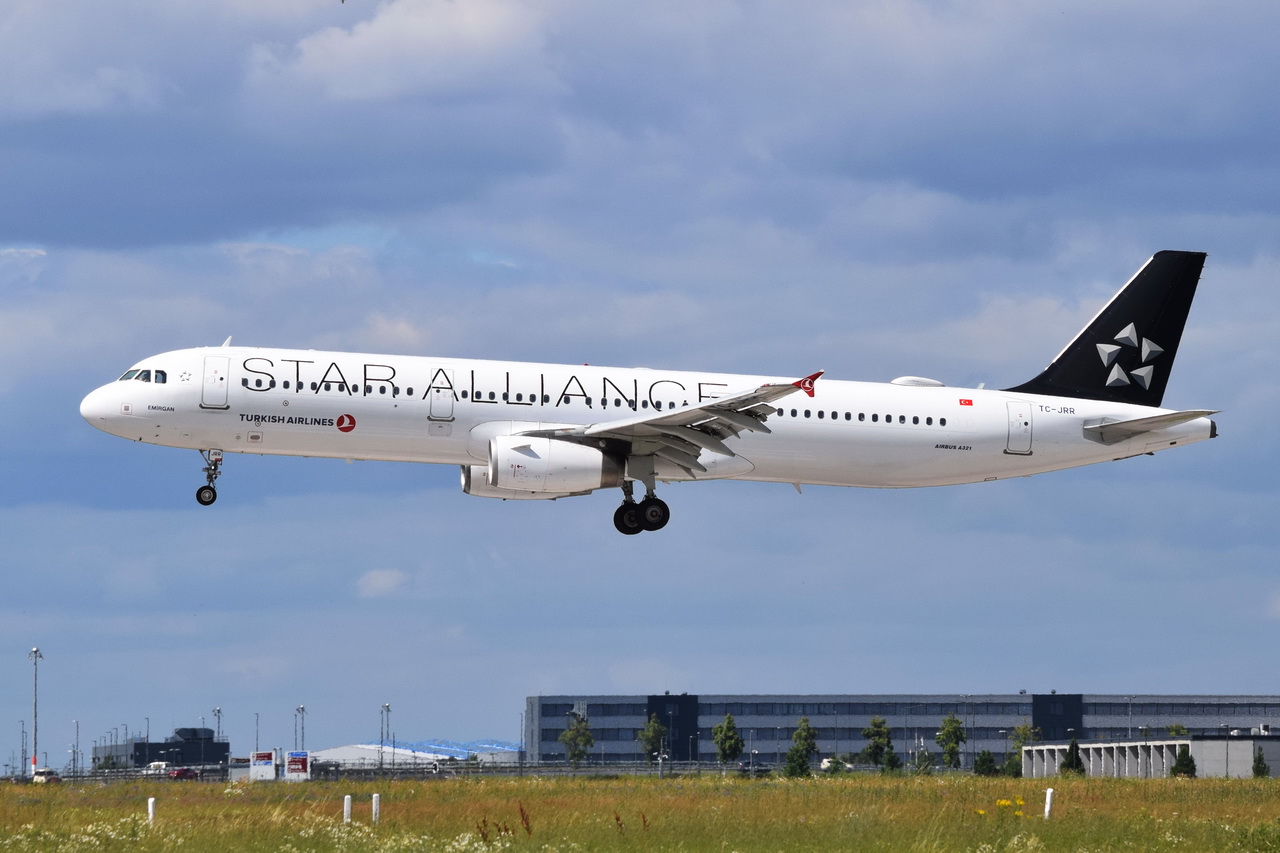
4;774;1280;851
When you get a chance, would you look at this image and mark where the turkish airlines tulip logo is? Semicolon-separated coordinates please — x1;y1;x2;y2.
336;414;356;433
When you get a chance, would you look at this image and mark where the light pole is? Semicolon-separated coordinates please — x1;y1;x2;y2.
73;720;79;777
381;704;391;771
213;707;222;741
28;648;42;776
255;713;259;753
296;706;306;751
1222;724;1230;777
1127;696;1135;738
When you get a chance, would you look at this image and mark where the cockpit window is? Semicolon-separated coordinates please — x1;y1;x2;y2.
117;368;166;383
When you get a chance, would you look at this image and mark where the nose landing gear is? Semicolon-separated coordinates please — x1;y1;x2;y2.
612;481;670;535
196;449;223;506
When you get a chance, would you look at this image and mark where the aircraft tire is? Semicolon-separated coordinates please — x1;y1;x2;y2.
638;497;670;531
196;486;218;506
613;503;644;535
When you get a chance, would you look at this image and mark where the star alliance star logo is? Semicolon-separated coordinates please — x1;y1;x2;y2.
179;371;193;383
1097;323;1163;390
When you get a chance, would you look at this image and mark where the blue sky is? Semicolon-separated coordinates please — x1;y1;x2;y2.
3;0;1279;768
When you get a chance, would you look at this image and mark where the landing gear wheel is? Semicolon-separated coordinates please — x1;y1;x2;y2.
197;449;224;507
613;502;644;535
638;496;670;531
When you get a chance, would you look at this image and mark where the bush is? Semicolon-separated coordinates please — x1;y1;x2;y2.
1171;744;1197;778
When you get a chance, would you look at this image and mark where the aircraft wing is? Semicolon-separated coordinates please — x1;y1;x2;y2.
1083;409;1218;445
522;371;823;475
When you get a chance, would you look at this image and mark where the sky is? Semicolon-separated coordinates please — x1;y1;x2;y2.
3;0;1279;769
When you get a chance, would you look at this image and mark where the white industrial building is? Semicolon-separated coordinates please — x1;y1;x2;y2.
1024;734;1280;779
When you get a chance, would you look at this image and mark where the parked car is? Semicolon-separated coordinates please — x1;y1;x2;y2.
32;768;61;784
168;767;200;780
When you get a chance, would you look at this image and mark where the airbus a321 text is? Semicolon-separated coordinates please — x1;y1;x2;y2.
82;251;1217;534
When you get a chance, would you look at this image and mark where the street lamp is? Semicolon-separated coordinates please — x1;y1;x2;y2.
296;706;306;751
213;707;222;741
255;713;259;753
28;648;42;776
1127;696;1135;738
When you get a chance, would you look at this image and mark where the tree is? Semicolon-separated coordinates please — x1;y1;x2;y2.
1254;747;1270;778
783;717;819;777
935;713;967;770
859;716;894;767
558;713;594;768
636;714;668;764
1003;722;1041;777
973;750;1000;776
883;750;903;772
712;714;745;765
1171;744;1197;778
1059;738;1085;776
1166;723;1189;737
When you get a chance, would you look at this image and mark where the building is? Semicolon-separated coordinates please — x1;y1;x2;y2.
1024;734;1280;778
524;693;1280;767
92;727;230;770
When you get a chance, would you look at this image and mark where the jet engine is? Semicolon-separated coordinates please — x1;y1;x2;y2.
459;435;622;499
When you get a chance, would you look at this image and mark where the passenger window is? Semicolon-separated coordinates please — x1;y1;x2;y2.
859;413;865;422
912;416;919;424
790;409;797;417
817;410;825;419
940;417;947;426
461;391;469;399
927;417;933;425
489;392;496;400
872;414;878;422
899;415;905;424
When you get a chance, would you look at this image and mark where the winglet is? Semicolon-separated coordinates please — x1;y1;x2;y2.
794;371;823;397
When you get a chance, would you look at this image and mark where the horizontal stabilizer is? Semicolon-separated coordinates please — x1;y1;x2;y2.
1083;409;1217;444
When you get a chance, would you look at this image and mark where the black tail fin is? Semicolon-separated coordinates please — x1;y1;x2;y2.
1004;250;1206;407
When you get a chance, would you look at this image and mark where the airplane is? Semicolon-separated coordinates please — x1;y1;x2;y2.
81;250;1217;534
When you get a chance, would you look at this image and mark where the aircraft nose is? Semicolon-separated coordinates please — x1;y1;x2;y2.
80;385;120;429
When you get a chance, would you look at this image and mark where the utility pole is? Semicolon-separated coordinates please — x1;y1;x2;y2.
29;648;42;776
296;705;306;751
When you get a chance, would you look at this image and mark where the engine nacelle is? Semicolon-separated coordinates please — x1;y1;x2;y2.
460;465;582;500
460;436;622;499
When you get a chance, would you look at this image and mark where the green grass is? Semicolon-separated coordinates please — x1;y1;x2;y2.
4;774;1280;851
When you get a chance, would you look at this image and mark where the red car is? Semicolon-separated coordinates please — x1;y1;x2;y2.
167;767;200;780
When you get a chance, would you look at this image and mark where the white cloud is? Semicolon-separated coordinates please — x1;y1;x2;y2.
357;568;410;598
248;0;558;102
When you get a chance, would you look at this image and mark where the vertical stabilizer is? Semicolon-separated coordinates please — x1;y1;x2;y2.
1004;251;1206;407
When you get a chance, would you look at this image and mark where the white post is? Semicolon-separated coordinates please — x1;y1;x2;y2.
343;794;352;823
1044;787;1054;819
372;793;381;824
147;797;156;825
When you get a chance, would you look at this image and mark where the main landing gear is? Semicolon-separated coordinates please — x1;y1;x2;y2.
195;449;223;506
613;481;670;535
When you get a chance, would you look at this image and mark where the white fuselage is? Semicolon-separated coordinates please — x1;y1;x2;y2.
80;345;1215;491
